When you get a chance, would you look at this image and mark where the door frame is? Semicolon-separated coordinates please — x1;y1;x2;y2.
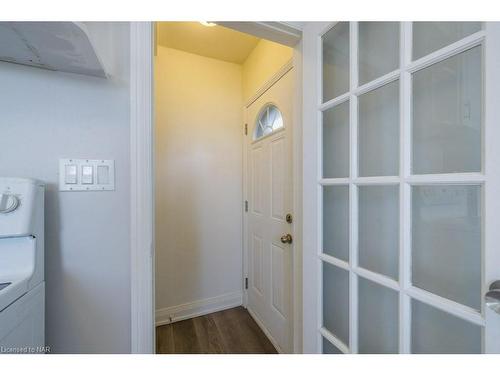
130;21;303;354
242;55;303;354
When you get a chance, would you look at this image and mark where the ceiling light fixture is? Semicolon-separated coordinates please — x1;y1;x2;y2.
200;21;217;27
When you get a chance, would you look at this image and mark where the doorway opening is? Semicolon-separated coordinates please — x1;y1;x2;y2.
153;21;301;354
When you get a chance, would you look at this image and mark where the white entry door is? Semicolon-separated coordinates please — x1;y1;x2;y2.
302;22;500;353
245;68;294;353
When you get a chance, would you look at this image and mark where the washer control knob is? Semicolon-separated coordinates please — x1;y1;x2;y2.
0;194;20;214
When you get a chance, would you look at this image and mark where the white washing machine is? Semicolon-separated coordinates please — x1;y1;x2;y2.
0;178;45;354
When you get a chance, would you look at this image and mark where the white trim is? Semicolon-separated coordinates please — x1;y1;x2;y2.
484;22;500;354
130;21;154;354
245;60;294;108
155;292;243;326
301;22;329;353
291;42;304;354
217;22;301;47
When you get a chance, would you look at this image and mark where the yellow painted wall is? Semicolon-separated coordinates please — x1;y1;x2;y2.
154;46;243;316
242;39;293;102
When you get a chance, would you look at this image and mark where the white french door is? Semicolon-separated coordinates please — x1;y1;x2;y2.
302;22;500;353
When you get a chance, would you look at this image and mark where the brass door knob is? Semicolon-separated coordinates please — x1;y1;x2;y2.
280;234;293;244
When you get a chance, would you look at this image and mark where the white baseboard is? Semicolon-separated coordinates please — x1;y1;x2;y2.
155;291;243;326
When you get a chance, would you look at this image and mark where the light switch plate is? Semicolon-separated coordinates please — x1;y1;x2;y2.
59;159;115;191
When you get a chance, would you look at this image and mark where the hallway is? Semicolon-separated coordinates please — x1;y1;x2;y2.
156;307;277;354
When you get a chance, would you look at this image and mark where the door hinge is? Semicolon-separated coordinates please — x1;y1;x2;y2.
245;277;248;290
245;200;248;212
244;123;248;135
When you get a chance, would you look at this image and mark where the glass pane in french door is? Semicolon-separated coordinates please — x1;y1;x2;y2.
412;185;481;310
358;80;399;177
358;22;400;85
323;185;349;261
412;46;482;175
358;277;399;353
413;22;482;60
322;262;349;345
358;185;399;280
411;299;481;353
322;22;350;102
323;101;350;178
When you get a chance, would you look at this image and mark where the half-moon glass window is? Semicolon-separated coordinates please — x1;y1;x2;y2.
253;104;284;140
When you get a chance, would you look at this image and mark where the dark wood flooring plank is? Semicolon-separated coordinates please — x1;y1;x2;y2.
211;308;249;353
156;324;174;353
192;314;224;354
155;306;277;354
239;309;278;354
212;306;277;354
172;318;201;354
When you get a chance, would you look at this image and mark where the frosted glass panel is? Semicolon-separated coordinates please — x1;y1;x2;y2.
359;22;399;85
358;81;400;177
411;300;481;353
358;278;399;353
412;185;481;309
323;22;350;102
322;338;343;354
323;262;349;345
413;22;482;60
323;186;349;261
358;185;399;279
412;46;482;174
323;101;350;178
254;104;283;140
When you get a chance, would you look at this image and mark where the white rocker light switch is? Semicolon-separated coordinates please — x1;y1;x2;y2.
81;165;94;184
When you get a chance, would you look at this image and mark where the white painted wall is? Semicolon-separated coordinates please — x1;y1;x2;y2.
0;22;131;353
155;47;243;323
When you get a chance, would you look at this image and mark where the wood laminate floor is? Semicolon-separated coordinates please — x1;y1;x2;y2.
156;306;278;354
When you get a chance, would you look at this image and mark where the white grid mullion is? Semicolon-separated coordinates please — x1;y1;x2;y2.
348;21;359;354
319;253;349;271
406;286;485;327
319;177;350;185
348;183;358;353
355;70;401;96
319;92;350;112
400;21;413;354
350;22;359;93
406;173;485;184
316;28;325;353
319;327;350;353
317;182;324;351
354;266;399;291
407;30;485;74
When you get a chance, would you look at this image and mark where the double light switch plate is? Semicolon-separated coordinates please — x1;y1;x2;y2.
59;159;115;191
